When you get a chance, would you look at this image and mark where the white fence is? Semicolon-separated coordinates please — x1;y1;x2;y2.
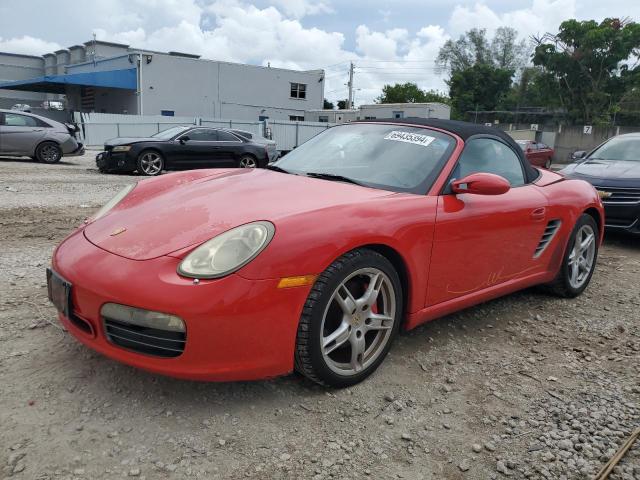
269;119;334;151
75;112;336;152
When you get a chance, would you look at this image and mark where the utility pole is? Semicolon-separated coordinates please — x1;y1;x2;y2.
346;62;354;110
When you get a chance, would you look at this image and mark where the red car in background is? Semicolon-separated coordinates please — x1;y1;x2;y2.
48;119;603;387
517;140;555;169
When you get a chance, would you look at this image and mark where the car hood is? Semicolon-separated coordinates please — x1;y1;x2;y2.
105;137;159;147
568;159;640;180
84;169;394;261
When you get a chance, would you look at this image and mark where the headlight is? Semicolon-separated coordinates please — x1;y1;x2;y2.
101;303;185;332
92;184;136;221
178;221;275;279
112;145;132;152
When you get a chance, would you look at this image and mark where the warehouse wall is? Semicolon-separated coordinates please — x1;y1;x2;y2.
138;54;324;120
0;52;46;108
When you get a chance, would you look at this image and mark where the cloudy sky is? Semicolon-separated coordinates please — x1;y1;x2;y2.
1;0;638;105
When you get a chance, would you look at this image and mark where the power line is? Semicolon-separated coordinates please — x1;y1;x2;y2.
357;66;441;71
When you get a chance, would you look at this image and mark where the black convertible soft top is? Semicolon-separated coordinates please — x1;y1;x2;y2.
361;117;539;183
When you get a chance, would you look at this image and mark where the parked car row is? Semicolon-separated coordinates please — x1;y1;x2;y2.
96;125;278;175
0;108;84;162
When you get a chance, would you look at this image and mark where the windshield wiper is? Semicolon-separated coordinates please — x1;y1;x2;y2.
305;172;366;186
265;164;291;174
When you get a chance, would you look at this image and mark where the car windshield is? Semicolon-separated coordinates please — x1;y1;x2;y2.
151;126;190;140
273;123;455;194
589;136;640;162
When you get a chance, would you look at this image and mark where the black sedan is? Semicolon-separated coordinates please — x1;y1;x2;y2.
96;126;273;175
561;132;640;235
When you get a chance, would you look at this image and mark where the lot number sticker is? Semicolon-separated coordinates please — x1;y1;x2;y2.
583;125;593;135
384;131;436;147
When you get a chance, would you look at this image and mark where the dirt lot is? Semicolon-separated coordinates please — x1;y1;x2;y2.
1;153;639;480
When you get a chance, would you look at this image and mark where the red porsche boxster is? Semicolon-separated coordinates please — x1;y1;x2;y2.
48;119;604;387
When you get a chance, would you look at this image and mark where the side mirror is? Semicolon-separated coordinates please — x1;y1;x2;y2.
179;136;190;144
572;150;587;160
451;173;511;196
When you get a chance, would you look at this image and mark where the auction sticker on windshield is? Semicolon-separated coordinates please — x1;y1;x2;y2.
384;131;436;147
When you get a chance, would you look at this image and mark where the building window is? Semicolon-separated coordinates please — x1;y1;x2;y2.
289;115;305;122
364;116;376;120
393;111;404;119
290;83;307;99
318;115;329;123
161;110;175;116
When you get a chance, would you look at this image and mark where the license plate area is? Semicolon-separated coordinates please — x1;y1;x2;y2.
47;268;72;318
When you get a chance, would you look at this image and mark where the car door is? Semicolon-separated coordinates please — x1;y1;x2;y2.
0;112;46;155
175;128;222;168
427;136;549;307
213;130;244;167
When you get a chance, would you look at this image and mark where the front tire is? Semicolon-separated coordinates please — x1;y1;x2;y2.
36;142;62;163
295;249;403;387
546;214;598;298
238;155;257;168
137;150;164;176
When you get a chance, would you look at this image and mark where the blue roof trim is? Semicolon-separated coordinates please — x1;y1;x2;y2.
0;68;137;91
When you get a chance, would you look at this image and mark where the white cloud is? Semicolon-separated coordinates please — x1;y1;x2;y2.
270;0;333;18
449;0;577;40
1;0;637;105
0;36;61;56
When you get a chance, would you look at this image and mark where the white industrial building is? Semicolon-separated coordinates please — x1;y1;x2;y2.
357;103;450;120
0;40;325;121
305;103;450;124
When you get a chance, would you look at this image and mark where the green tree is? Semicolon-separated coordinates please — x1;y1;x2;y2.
376;82;427;103
437;27;529;74
533;18;640;123
448;64;513;119
337;99;348;110
437;27;529;120
376;82;449;104
323;99;334;109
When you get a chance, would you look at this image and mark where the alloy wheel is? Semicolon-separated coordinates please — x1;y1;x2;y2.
320;268;396;376
140;152;163;175
41;144;61;162
239;157;257;168
567;224;596;289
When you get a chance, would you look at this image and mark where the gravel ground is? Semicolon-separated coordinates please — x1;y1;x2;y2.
1;153;639;480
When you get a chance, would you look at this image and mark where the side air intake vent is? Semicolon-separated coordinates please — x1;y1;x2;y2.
534;220;562;258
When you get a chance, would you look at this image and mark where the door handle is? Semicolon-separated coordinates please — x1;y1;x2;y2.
530;207;546;220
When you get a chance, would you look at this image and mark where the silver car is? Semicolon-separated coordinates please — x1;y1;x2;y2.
0;109;84;163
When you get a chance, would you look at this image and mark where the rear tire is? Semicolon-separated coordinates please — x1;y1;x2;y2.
137;150;164;176
545;214;598;298
294;249;403;387
36;142;62;163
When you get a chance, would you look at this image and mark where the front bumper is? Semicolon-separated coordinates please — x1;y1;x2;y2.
603;202;640;234
51;228;311;381
96;151;136;172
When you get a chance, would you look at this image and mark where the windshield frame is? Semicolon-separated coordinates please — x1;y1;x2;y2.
272;122;458;195
151;125;192;140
